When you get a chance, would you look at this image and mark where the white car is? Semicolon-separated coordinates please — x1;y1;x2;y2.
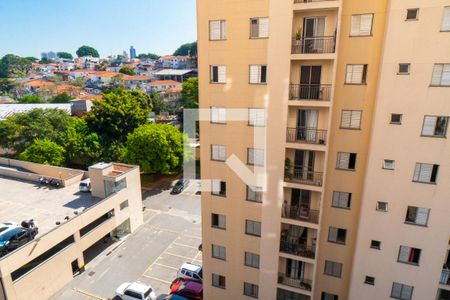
79;178;91;192
116;282;156;300
177;262;203;281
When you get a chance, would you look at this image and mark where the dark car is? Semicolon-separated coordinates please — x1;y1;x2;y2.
0;227;35;257
163;295;190;300
171;179;190;194
170;278;203;300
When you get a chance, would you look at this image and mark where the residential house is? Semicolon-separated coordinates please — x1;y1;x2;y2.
146;80;181;93
153;69;197;82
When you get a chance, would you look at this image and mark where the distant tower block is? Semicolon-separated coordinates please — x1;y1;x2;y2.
130;46;136;60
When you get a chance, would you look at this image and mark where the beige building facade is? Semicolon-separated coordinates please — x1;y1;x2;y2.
198;0;450;299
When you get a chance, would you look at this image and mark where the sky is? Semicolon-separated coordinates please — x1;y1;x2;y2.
0;0;197;59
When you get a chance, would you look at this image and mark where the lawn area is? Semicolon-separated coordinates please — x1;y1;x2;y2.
140;173;181;190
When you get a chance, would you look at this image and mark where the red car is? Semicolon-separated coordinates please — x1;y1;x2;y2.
170;278;203;300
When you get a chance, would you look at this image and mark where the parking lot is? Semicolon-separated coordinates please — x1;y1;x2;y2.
51;180;201;300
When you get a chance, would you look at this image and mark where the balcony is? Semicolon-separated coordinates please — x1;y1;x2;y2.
278;273;312;291
292;37;335;54
286;127;327;145
285;165;323;187
280;239;316;258
289;84;331;101
441;268;450;285
282;205;319;224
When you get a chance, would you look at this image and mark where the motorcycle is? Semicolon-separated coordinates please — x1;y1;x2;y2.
21;219;39;237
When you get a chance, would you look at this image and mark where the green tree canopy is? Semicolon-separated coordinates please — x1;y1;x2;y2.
173;41;197;56
0;78;17;94
181;78;198;108
19;139;66;166
50;93;73;103
137;53;160;60
124;124;187;174
119;66;135;75
76;45;100;58
25;57;39;62
39;57;53;64
0;54;33;78
18;95;47;104
57;52;73;60
86;89;152;143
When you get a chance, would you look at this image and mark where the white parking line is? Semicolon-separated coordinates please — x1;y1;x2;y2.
153;262;178;270
165;252;197;260
172;242;199;249
142;274;172;285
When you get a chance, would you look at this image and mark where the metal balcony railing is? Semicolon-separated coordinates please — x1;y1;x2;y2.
286;127;327;145
292;36;336;54
280;239;316;258
440;268;450;285
285;165;323;186
282;205;319;224
289;84;331;101
278;272;313;291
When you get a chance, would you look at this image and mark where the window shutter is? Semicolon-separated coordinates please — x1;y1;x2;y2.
350;111;362;128
256;109;265;126
212;180;220;193
351;65;364;83
219;108;226;122
332;192;340;206
221;20;227;39
211;107;218;122
250;65;259;83
418;164;433;182
441;7;450;31
442;64;450;85
328;228;337;241
248;149;255;165
359;14;373;35
210;21;220;40
258;18;269;37
339;192;349;207
212;145;218;159
401;285;413;299
250;19;259;38
398;246;410;262
345;65;354;83
219;146;226;160
341;111;351;128
391;283;402;298
415;208;429;225
337;153;350;169
350;15;361;36
431;64;443;85
422;116;437;136
218;66;226;83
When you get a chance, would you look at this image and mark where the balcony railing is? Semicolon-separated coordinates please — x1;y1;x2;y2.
282;205;319;224
280;239;316;258
440;268;450;285
292;37;336;54
278;272;313;291
285;165;323;186
286;127;327;145
289;84;331;101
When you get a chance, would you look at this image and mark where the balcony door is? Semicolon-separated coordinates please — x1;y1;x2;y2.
303;17;325;52
291;189;311;219
286;259;305;280
294;150;315;180
297;109;318;142
300;65;322;99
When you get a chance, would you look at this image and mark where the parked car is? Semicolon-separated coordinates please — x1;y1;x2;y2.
116;282;156;300
0;227;36;257
170;278;203;300
162;295;190;300
79;178;91;192
177;262;202;281
171;179;189;194
0;222;18;234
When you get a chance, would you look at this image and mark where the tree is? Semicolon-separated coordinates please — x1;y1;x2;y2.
137;53;160;60
19;139;66;166
116;54;125;61
0;54;33;78
69;76;86;88
39;57;53;64
25;57;39;62
18;95;47;104
119;67;135;75
124;124;187;174
173;42;197;56
50;93;73;103
151;93;168;115
57;52;73;60
180;78;198;108
0;78;17;94
76;45;100;58
86;89;152;143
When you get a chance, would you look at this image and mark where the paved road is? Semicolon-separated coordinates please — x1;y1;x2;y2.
51;182;202;300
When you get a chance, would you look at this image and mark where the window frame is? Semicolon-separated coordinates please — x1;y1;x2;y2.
211;213;226;230
391;282;414;300
244;252;260;269
370;240;381;250
412;163;439;184
249;17;269;39
328;227;347;245
383;159;395;170
376;201;388;212
212;244;226;260
246;186;263;203
336;152;357;171
210;106;227;124
249;64;267;84
210;65;226;84
212;273;226;289
245;219;261;237
421;115;449;138
405;9;419;21
430;64;450;86
340;110;362;129
364;276;375;285
243;282;259;298
404;206;430;227
441;6;450;31
209;20;227;41
247;148;265;166
211;180;227;197
211;144;227;162
397;245;421;266
324;260;343;278
398;63;411;75
350;13;374;37
248;108;265;127
390;114;403;124
331;191;352;209
345;64;368;85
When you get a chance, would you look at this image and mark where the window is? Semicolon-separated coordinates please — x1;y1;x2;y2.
244;252;260;268
441;7;450;31
376;201;388;212
125;290;142;299
324;260;342;277
120;200;129;210
405;206;429;226
212;180;227;196
371;240;381;250
211;145;226;161
249;65;267;84
321;292;339;300
431;64;450;86
246;186;263;203
350;14;374;36
210;65;226;83
365;276;375;285
248;108;265;126
245;220;261;236
391;114;402;124
336;152;357;170
211;107;226;124
105;178;127;197
406;9;419;20
209;20;226;40
212;273;226;289
80;209;114;237
398;246;421;265
328;227;347;244
413;163;439;184
421;116;448;137
332;191;352;209
211;213;226;229
244;282;259;298
383;160;395;170
391;282;414;300
345;64;368;84
398;63;410;74
212;244;226;260
247;148;264;166
250;17;269;38
340;110;362;129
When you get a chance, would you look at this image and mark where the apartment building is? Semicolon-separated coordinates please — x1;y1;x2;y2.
198;0;450;300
